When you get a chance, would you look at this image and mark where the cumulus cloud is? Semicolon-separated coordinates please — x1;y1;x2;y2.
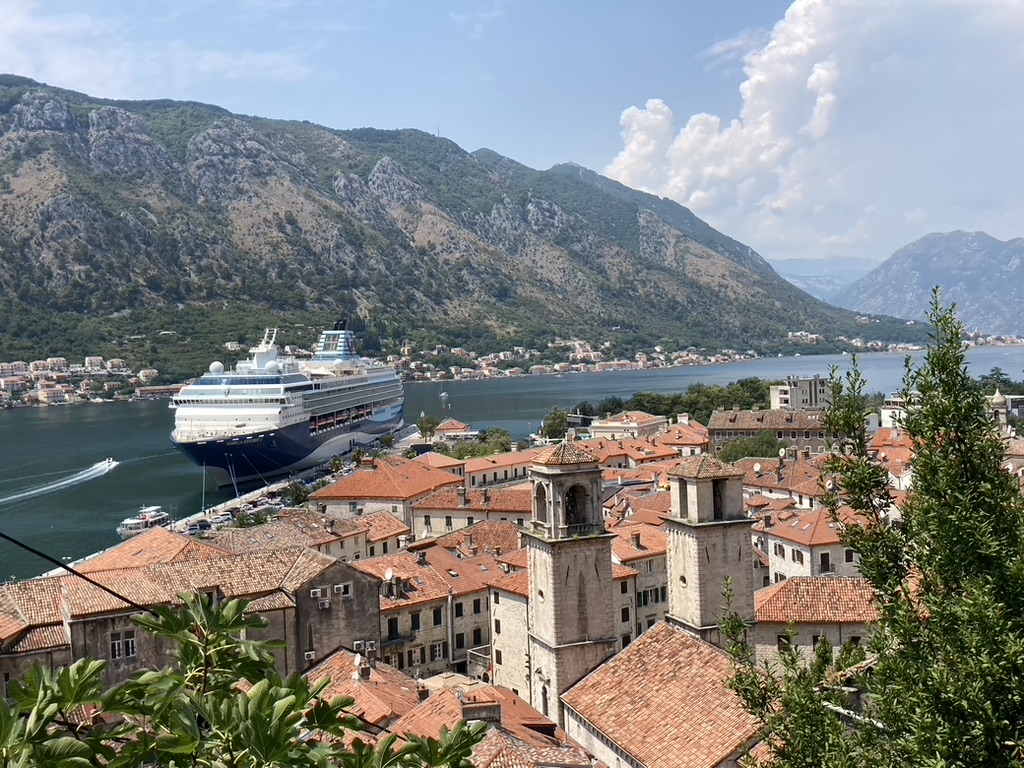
605;0;1024;264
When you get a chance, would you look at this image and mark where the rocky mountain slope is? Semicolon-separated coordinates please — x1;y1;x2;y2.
833;231;1024;335
0;75;923;362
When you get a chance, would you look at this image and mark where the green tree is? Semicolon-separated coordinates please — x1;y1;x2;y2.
285;479;310;507
723;291;1024;767
717;431;784;463
481;427;512;453
0;593;485;767
417;415;440;440
541;407;568;440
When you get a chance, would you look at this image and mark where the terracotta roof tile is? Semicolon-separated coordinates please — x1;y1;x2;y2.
414;451;466;469
463;449;546;473
435;521;522;558
707;408;825;430
609;524;668;563
562;622;757;768
353;549;494;609
362;511;411;542
311;456;463;502
488;569;531;597
755;577;878;624
209;520;323;552
533;442;598;466
415;486;533;516
654;420;709;449
669;454;744;480
733;455;827;498
308;650;421;726
755;506;865;548
575;437;679;465
4;624;69;653
76;527;233;572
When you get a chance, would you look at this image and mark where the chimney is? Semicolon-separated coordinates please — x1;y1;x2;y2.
358;659;372;680
417;550;427;566
417;683;429;701
461;701;502;725
631;531;642;549
458;485;468;506
679;412;690;425
492;546;501;557
764;514;773;528
482;488;490;503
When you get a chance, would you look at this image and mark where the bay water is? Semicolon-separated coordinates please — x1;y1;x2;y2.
1;346;1021;580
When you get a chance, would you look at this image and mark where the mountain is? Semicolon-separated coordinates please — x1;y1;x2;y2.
768;257;879;302
833;231;1024;335
0;75;925;369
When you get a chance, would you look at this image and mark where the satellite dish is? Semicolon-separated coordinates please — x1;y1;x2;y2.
752;462;761;473
384;567;394;581
778;448;786;458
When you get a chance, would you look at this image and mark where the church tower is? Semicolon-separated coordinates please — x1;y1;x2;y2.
664;454;754;648
523;442;617;727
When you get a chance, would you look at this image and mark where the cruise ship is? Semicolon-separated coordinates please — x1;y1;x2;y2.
170;322;404;488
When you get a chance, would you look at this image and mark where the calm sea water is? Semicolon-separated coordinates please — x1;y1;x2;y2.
1;346;1021;580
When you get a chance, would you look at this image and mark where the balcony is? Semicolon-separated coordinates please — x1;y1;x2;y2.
381;632;416;648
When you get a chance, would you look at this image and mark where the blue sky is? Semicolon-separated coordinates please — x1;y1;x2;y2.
2;0;1023;266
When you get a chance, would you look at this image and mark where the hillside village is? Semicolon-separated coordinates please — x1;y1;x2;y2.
2;385;1024;767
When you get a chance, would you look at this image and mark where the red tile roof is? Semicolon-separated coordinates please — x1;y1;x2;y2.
311;456;463;502
669;454;744;480
533;442;597;466
76;526;233;572
609;524;668;563
755;577;878;624
575;437;679;465
435;521;522;558
415;486;533;516
307;650;422;726
562;622;758;767
755;506;865;548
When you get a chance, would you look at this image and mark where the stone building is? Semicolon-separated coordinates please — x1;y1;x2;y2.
707;407;831;456
0;529;380;690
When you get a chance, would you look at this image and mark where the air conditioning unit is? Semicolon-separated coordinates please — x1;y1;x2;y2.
303;651;316;661
364;640;376;652
309;588;322;598
318;599;331;610
353;640;365;652
334;583;350;596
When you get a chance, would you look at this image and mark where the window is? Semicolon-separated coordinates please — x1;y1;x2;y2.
432;607;443;627
467;516;474;526
516;517;524;527
773;542;785;556
445;515;453;529
455;633;465;649
110;630;137;660
849;635;862;646
473;598;482;614
776;634;791;651
407;649;414;667
423;515;432;530
621;606;630;623
369;545;375;557
792;549;804;565
774;572;787;583
819;553;832;573
660;586;667;603
387;617;399;638
411;612;421;632
845;548;855;563
472;627;482;645
493;591;500;604
431;642;446;661
812;634;823;649
418;647;426;664
494;649;503;665
646;560;654;573
804;430;811;439
455;602;464;618
620;581;628;594
494;619;502;634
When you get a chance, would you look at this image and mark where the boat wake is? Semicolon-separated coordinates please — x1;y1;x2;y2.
0;459;117;506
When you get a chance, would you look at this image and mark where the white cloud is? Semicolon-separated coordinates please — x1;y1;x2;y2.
0;0;309;102
605;0;1024;264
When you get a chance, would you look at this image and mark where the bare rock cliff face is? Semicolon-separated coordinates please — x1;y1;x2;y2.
835;231;1024;335
0;77;922;350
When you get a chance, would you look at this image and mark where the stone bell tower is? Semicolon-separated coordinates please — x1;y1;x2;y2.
523;442;617;727
664;454;754;648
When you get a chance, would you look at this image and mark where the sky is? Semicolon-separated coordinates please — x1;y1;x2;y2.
1;0;1023;267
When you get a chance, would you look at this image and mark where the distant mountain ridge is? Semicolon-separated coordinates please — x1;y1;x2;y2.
833;231;1024;335
768;258;880;302
0;74;924;362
